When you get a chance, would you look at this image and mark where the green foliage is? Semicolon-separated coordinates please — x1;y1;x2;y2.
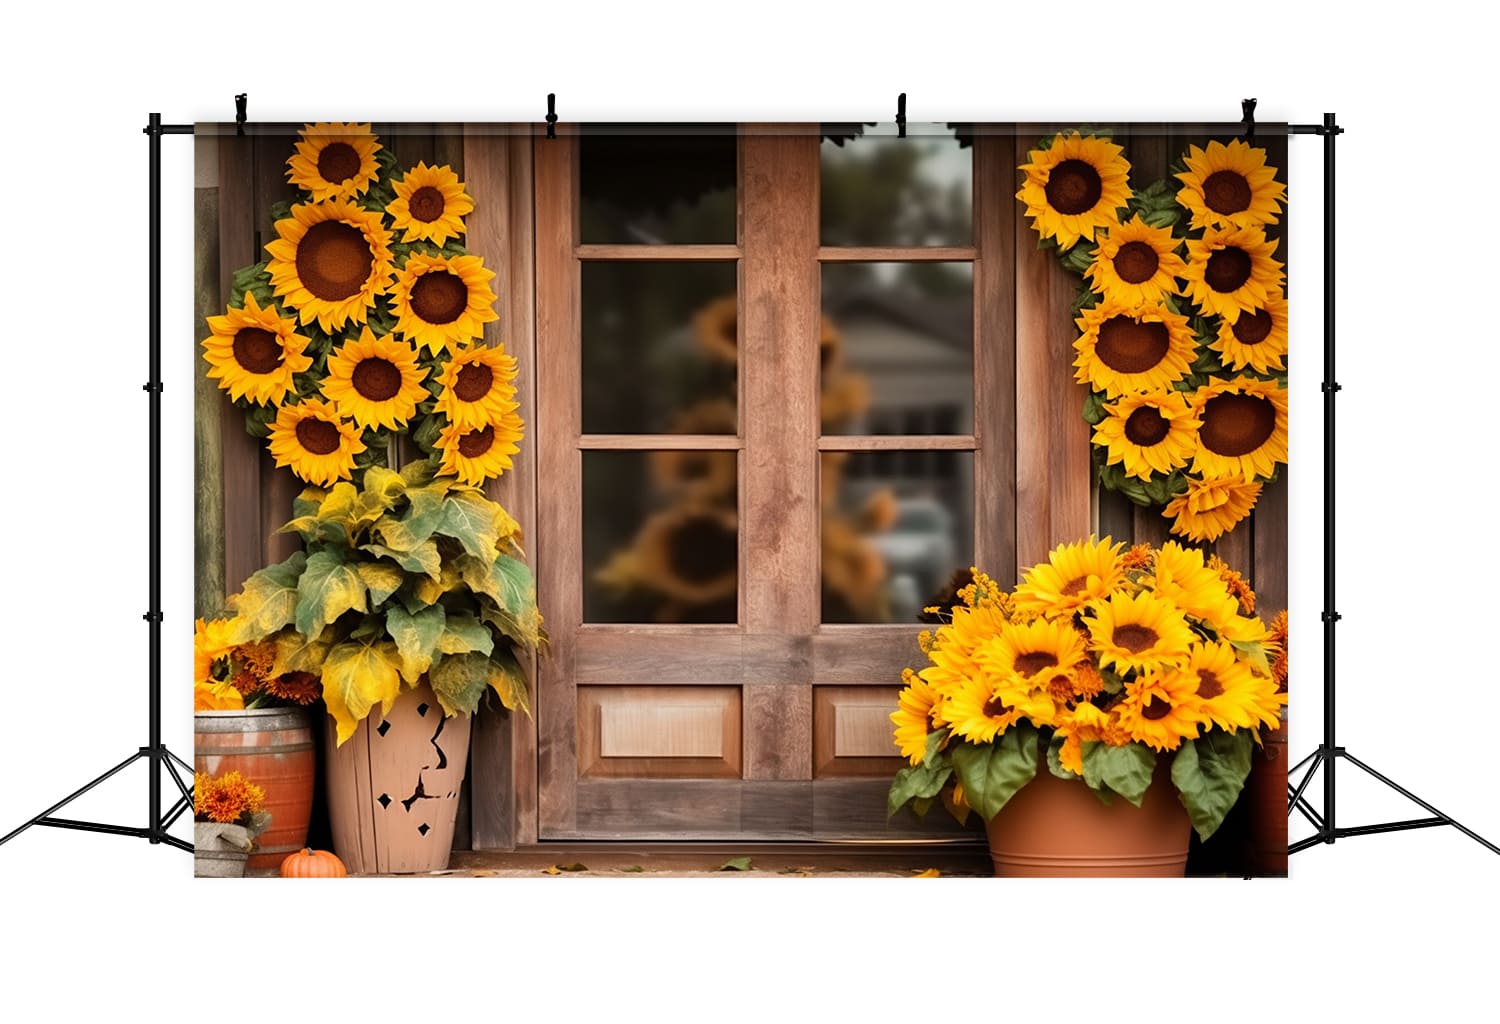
950;725;1039;821
1126;178;1184;230
1171;731;1254;841
1080;741;1157;807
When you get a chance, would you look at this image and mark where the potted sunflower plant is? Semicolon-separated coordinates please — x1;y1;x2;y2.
888;537;1286;876
200;122;541;874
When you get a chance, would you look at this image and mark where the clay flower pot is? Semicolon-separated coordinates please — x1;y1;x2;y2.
194;821;255;878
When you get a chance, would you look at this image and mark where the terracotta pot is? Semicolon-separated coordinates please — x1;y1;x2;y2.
984;763;1191;877
324;681;471;875
195;706;317;871
1247;715;1290;877
194;821;253;878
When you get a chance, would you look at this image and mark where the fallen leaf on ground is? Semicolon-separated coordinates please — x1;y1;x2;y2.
620;865;645;873
913;868;941;878
557;862;589;872
541;866;560;875
718;857;753;871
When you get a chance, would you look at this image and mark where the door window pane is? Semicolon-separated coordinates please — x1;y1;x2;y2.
820;127;973;247
580;130;737;245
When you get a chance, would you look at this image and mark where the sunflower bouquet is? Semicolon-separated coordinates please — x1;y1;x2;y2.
888;537;1287;841
1017;133;1289;542
193;616;321;712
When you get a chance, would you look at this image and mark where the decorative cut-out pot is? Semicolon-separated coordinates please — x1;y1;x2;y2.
195;706;316;871
194;821;254;878
324;681;471;875
984;762;1191;877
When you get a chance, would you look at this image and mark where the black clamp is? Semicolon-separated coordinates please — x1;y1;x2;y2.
1241;98;1256;142
545;93;558;140
896;93;907;138
143;611;163;623
143;382;163;393
1321;381;1342;393
235;93;248;137
1321;611;1342;623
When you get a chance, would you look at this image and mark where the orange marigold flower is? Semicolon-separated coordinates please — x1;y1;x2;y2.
1209;553;1256;615
1120;543;1153;572
267;671;322;705
1072;661;1105;700
194;770;266;825
231;640;277;691
1268;609;1288;692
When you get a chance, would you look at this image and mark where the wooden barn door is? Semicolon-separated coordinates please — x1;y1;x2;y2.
533;126;1020;840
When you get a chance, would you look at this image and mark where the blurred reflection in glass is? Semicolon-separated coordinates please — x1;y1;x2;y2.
581;264;738;434
821;127;973;247
821;451;974;624
585;448;738;624
579;130;737;245
820;262;973;435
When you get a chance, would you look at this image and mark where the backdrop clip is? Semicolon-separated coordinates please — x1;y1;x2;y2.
235;93;248;137
896;93;907;138
546;93;558;139
1241;97;1256;142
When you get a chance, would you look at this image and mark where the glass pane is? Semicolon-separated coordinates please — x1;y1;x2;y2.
820;127;973;247
584;450;738;624
580;130;736;244
581;262;738;434
821;451;973;624
820;262;973;435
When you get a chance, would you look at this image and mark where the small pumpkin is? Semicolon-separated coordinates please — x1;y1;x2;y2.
280;847;348;878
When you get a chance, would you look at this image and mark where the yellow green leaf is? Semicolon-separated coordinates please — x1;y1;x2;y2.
436;612;494;657
487;647;531;715
295;550;368;637
225;552;306;644
429;651;491;717
271;626;334;678
434;490;501;560
541;866;561;875
356;561;405;606
412;559;464;605
361;541;441;580
385;605;445;682
718;857;752;871
321;638;404;745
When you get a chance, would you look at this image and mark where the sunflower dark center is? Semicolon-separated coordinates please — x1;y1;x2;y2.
296;220;372;302
1141;696;1173;721
453;362;494;403
410;271;468;325
1014;652;1059;678
1112;624;1159;654
982;695;1015;719
1204;246;1253;293
665;516;737;585
1045;159;1103;215
408;185;446;223
1231;308;1274;345
1060;576;1089;597
316;142;361;185
1203;170;1252;216
1124;406;1172;447
351;357;402;402
232;328;282;374
1196;669;1224;699
1096;316;1170;374
457;425;495;458
1113;241;1160;284
295;417;342;456
1200;393;1276;457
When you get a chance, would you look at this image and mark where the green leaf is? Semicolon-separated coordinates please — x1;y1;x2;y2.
321;638;404;745
357;561;405;607
436;611;495;657
922;726;949;769
949;725;1038;821
620;865;645;873
429;651;491;717
486;647;531;715
434;489;502;560
1229;638;1273;678
1172;731;1254;841
295;549;368;637
886;761;952;819
1080;741;1157;807
225;552;307;643
1046;733;1079;780
270;626;334;678
1082;390;1109;425
361;540;441;580
718;857;752;872
385;604;445;682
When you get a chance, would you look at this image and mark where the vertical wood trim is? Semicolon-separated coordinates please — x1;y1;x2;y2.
194;134;226;617
973;135;1018;581
1014;134;1092;569
534;133;582;833
740;129;819;781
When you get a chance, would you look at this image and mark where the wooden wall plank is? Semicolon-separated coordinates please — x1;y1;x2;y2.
194;134;226;617
974;135;1018;581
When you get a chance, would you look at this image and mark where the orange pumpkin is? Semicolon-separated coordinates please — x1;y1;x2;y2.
279;847;347;878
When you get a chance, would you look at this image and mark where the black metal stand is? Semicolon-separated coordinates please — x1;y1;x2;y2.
0;113;197;855
1287;113;1498;859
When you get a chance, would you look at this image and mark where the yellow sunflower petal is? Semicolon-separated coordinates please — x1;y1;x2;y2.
434;343;520;433
264;199;394;333
1165;476;1262;543
1085;216;1189;308
285;122;383;202
1182;224;1285;323
1073;298;1197;398
266;398;367;487
1175;139;1287;232
320;328;429;431
435;409;524;487
1093;390;1200;481
1084;590;1196;675
1016;132;1132;249
1114;670;1205;752
387;161;475;245
1210;289;1289;373
1013;536;1126;617
201;292;314;406
1189;376;1288;483
393;253;500;356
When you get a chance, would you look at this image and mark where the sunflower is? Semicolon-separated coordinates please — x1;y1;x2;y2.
194;617;234;685
266;398;367;486
285;122;382;202
919;602;1015;716
1013;536;1125;617
1016;132;1132;249
596;505;739;607
694;295;842;368
320;328;429;430
1085;216;1188;307
821;371;872;431
387;161;474;245
435;408;524;486
1085;590;1196;675
393;253;500;355
943;671;1056;744
1149;541;1241;633
892;671;941;765
1093;390;1200;481
1171;640;1285;733
1210;289;1289;374
201;292;313;407
433;342;520;433
1182;225;1285;323
1175;139;1287;232
1190;376;1288;482
264;199;394;333
1054;702;1113;775
195;681;245;712
1268;609;1289;691
1073;299;1196;398
647;400;737;502
976;618;1089;685
1114;670;1205;752
1165;476;1262;542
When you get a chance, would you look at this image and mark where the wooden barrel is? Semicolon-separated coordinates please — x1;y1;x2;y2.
195;707;317;871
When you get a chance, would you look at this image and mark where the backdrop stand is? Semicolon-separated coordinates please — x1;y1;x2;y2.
1287;113;1498;858
0;113;196;855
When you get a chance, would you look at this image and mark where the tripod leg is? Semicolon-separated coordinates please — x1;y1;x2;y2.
0;751;145;847
166;749;194;776
1339;752;1500;856
1287;749;1325;822
163;757;193;804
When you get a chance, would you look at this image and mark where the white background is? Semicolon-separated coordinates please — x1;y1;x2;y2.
2;2;1494;1018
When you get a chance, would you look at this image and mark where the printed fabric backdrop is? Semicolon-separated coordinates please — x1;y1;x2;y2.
191;122;1289;878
